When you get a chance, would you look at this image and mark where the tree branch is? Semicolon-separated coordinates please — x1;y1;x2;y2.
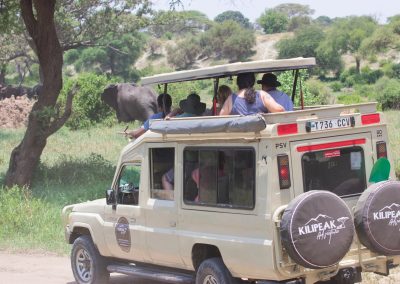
45;83;77;136
20;0;37;41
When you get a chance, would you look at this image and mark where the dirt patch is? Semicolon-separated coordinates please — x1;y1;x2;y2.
0;96;34;129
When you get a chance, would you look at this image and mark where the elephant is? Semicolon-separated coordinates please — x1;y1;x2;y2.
101;83;158;122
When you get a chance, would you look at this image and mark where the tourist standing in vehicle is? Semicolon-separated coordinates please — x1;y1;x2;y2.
219;73;284;115
128;93;172;139
258;73;293;111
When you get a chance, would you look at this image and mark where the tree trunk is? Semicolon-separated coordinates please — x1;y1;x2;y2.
5;0;66;187
0;65;5;84
355;57;361;74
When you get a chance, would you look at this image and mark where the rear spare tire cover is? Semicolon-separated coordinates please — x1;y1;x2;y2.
354;180;400;255
280;191;354;269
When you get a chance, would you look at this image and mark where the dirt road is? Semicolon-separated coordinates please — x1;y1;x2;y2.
0;252;165;284
2;251;400;284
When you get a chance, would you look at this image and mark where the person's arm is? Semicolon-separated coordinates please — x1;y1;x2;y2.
219;95;233;116
165;108;182;120
260;90;285;113
127;127;146;139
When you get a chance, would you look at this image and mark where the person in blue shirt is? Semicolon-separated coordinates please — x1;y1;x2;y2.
128;93;172;139
257;73;294;111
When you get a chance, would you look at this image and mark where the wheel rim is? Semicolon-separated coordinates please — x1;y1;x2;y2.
203;275;218;284
75;248;92;282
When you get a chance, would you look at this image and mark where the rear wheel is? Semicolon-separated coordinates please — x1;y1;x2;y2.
196;257;237;284
71;235;109;284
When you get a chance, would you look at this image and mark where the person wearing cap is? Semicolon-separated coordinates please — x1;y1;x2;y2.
127;93;172;139
219;72;284;116
257;73;293;111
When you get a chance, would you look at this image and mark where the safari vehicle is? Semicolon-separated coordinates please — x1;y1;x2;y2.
62;57;400;284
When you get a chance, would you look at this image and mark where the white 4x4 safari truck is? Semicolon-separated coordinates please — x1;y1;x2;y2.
62;57;400;284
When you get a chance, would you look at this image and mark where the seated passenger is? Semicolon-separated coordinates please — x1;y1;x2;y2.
219;73;284;116
216;85;232;115
167;93;206;119
257;73;293;111
128;93;172;139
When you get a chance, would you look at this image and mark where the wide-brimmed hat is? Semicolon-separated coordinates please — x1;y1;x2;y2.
179;93;206;115
257;73;281;87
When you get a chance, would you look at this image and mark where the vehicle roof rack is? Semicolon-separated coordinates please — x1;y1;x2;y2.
141;57;316;85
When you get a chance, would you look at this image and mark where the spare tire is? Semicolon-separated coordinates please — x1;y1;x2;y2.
280;191;354;269
354;180;400;255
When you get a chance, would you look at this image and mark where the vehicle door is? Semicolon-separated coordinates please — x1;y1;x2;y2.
104;162;146;261
144;143;183;267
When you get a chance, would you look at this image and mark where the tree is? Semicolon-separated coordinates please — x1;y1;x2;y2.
3;0;151;188
166;37;201;70
200;20;255;61
273;3;314;18
257;10;288;34
214;10;252;29
314;16;333;27
320;16;377;73
149;10;211;38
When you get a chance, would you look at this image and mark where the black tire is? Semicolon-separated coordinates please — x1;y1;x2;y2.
196;257;237;284
71;235;110;284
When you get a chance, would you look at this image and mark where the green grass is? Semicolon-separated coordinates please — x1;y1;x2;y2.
0;123;134;254
0;111;399;255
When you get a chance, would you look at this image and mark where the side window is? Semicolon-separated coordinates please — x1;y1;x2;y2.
117;164;141;205
183;148;255;209
149;148;175;201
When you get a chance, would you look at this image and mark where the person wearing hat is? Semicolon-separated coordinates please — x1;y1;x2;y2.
219;72;284;116
176;92;206;117
257;73;293;111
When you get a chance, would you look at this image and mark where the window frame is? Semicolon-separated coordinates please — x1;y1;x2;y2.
115;162;142;206
148;145;176;201
182;146;256;210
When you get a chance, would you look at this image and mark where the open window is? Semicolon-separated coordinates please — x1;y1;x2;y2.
149;147;175;200
116;164;141;205
183;147;255;209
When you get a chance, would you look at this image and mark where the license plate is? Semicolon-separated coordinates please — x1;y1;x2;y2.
306;117;355;132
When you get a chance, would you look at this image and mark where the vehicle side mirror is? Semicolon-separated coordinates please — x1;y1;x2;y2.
106;189;116;205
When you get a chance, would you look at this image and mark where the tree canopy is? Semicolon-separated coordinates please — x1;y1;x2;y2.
214;10;252;29
257;10;289;34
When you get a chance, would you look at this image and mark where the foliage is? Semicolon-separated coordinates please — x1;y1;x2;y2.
330;81;343;92
277;25;324;58
200;20;255;62
360;25;399;56
319;16;377;73
166;37;201;70
257;9;288;34
214;10;252;29
287;16;311;31
273;3;315;18
375;78;400;110
314;16;333;27
339;66;383;87
149;10;211;38
337;94;364;105
64;32;145;81
382;63;400;79
60;73;119;130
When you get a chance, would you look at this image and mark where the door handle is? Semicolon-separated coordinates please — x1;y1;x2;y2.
169;221;177;227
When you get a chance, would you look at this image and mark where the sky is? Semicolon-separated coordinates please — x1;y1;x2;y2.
151;0;400;23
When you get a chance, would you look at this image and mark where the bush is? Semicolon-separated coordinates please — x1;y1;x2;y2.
382;63;400;79
60;73;119;130
330;81;342;92
166;37;201;70
375;78;400;110
337;94;363;105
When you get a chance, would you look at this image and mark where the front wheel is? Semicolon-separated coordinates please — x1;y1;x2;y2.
71;235;109;284
196;257;237;284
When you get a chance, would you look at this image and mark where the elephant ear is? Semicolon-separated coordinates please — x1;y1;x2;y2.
102;84;118;109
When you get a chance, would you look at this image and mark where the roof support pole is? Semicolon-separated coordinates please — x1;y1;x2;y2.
213;78;219;115
163;83;168;117
291;69;299;103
